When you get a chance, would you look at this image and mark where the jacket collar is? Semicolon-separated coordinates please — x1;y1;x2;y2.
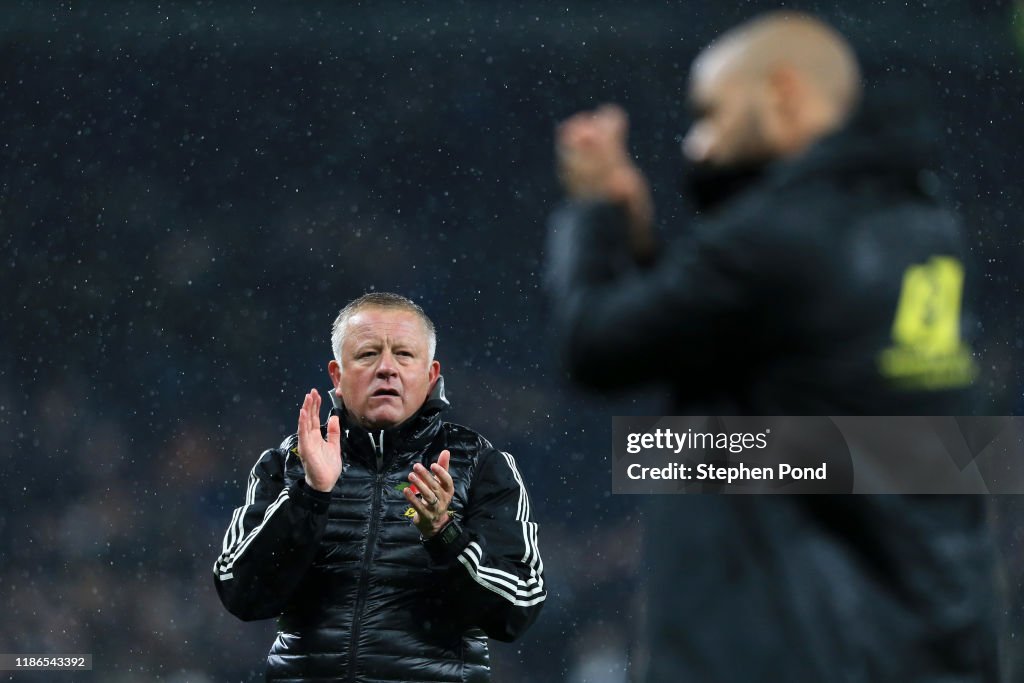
769;82;942;200
328;376;449;469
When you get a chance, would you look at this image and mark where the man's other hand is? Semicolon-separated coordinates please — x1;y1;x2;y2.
405;449;455;538
296;388;343;492
556;104;655;259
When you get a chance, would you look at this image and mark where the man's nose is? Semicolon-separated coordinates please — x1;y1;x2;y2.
683;122;711;162
375;349;398;377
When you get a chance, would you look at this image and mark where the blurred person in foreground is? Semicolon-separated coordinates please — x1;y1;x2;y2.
213;292;546;682
546;11;998;683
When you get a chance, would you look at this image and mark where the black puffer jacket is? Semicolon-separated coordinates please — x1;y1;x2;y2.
547;92;998;682
213;379;546;683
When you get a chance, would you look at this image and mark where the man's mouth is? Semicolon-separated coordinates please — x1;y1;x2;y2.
371;388;400;398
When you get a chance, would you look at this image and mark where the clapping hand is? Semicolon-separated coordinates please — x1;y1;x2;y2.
296;388;343;493
556;104;655;259
404;450;455;538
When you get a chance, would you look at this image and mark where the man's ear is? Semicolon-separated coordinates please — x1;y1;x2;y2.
328;359;343;395
768;65;803;114
428;360;441;388
767;65;812;147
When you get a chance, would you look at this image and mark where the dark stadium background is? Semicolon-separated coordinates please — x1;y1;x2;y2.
2;2;1023;681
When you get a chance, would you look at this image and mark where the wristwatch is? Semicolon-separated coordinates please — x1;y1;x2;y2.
426;518;463;547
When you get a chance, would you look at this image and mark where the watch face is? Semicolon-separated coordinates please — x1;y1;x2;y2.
440;522;460;544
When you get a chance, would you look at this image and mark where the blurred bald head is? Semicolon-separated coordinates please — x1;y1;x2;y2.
683;12;862;166
703;12;862;115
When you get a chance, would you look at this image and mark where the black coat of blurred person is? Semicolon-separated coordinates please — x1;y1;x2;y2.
546;11;997;683
213;293;545;683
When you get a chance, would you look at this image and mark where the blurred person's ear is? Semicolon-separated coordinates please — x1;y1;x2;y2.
328;359;342;395
769;65;804;115
766;64;843;157
761;65;808;155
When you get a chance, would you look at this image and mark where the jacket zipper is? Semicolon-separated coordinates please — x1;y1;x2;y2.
346;430;387;681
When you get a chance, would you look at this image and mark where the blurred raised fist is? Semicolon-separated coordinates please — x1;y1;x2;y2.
556;104;654;258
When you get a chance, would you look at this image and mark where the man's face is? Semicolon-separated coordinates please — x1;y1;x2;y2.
328;307;440;430
682;48;773;167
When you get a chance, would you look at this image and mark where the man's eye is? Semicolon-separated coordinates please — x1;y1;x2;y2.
358;351;376;359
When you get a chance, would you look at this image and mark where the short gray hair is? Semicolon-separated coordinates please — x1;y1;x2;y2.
331;292;437;365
